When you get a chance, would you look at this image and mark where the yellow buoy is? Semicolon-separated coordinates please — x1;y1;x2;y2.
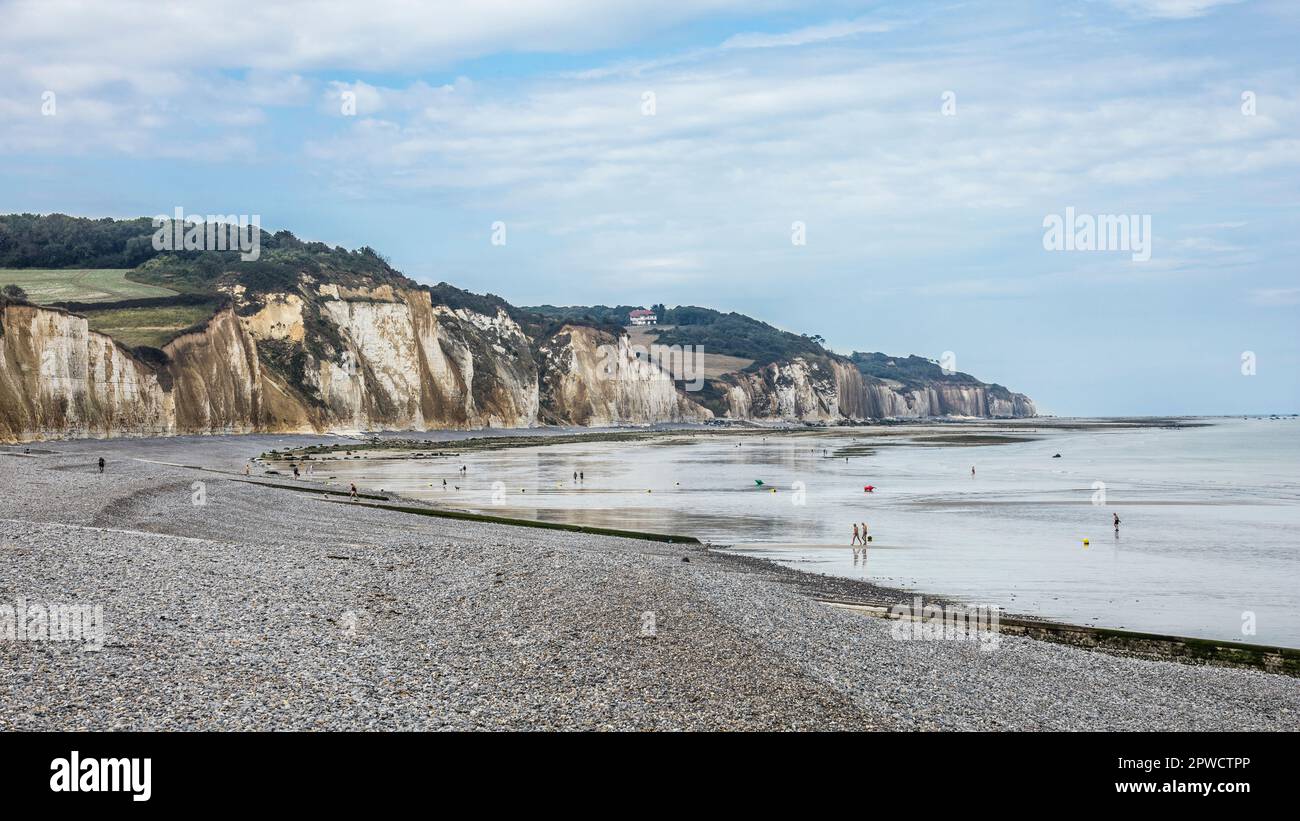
1082;538;1090;547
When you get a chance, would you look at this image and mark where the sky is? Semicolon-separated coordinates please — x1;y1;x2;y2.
0;0;1297;416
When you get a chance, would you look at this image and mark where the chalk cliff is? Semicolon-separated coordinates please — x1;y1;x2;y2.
0;291;1035;442
0;216;1035;442
0;304;173;440
536;325;711;426
1;279;717;440
706;356;1035;423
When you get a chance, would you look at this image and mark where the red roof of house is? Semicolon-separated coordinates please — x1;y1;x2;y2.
629;309;655;317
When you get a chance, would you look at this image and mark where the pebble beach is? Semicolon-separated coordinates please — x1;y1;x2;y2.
2;434;1297;731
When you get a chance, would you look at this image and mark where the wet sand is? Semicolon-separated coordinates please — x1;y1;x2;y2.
2;431;1298;730
262;419;1300;647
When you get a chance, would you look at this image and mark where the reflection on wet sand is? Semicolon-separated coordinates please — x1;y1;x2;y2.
266;419;1300;647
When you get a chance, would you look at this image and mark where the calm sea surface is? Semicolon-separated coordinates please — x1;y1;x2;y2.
274;419;1300;647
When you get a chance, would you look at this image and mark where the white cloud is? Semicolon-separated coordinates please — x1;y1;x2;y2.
1;0;1296;308
302;41;1300;253
721;16;896;49
0;0;784;74
1111;0;1244;19
1248;287;1300;306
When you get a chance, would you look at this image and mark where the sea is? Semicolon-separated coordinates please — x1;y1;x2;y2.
271;417;1300;648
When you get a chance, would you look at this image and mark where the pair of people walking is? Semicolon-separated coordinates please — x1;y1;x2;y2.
851;521;870;545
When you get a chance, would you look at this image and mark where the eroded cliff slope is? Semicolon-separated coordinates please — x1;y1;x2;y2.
0;215;1036;442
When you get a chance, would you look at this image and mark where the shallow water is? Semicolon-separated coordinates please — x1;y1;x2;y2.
277;419;1300;647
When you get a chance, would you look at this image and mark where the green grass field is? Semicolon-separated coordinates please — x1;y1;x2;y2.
82;304;215;349
0;268;176;304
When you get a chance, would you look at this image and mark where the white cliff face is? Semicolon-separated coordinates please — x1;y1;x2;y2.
537;326;712;426
165;307;317;435
403;293;539;429
239;288;540;431
242;293;305;342
831;361;1036;419
319;297;426;429
0;305;172;441
718;356;1036;422
719;357;841;421
0;289;545;441
0;290;1034;443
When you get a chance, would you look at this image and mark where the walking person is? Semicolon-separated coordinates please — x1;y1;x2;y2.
97;457;105;474
861;521;869;544
350;482;358;501
292;464;300;479
1113;512;1121;534
243;463;250;476
851;522;861;546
